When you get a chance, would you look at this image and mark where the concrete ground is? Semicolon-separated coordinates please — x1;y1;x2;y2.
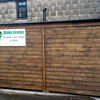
0;89;99;100
0;93;95;100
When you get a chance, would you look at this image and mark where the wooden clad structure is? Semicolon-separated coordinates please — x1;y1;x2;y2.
0;24;43;90
0;21;100;96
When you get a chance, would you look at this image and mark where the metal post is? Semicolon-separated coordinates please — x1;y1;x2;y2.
43;8;47;21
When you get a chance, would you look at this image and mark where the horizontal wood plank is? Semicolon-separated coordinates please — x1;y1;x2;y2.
45;24;100;96
0;26;43;91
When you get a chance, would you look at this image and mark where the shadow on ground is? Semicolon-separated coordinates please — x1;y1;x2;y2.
0;93;95;100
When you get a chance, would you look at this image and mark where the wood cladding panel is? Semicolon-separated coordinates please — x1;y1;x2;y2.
0;22;100;96
45;25;100;96
0;25;43;90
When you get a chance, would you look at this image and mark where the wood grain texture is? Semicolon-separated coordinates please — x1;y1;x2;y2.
0;22;100;96
0;25;43;91
45;22;100;96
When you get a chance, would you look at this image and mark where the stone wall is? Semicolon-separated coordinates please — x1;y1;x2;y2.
0;2;16;23
28;0;99;22
0;0;100;23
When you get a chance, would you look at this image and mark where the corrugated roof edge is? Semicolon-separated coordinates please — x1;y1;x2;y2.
0;18;100;26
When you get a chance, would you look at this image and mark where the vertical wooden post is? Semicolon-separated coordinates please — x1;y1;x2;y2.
42;27;46;91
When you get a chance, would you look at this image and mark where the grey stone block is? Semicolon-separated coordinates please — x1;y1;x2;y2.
7;14;11;19
37;12;42;17
27;8;31;12
57;0;63;5
46;10;49;16
51;11;56;16
1;14;6;19
62;15;69;20
61;5;66;10
58;5;61;11
31;8;35;13
68;4;74;10
7;5;12;9
71;0;78;4
28;12;32;17
48;6;53;11
34;8;39;12
31;12;36;17
0;10;3;14
90;2;97;8
96;7;100;13
65;0;71;4
34;17;38;21
43;2;48;8
88;0;94;2
65;10;70;15
83;4;90;9
1;5;5;10
37;2;42;7
80;0;88;3
97;2;100;8
75;4;83;9
8;14;15;19
54;6;59;11
79;9;86;14
50;1;56;6
9;9;14;14
58;11;63;16
4;10;8;14
52;6;55;11
73;10;79;15
89;8;95;14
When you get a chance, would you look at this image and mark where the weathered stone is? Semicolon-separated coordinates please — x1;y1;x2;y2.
65;0;70;4
96;7;100;13
88;0;94;2
4;10;8;14
0;10;3;14
54;6;59;11
84;4;90;9
0;0;98;23
75;4;83;9
50;1;56;6
90;2;97;8
71;0;78;4
51;11;56;16
80;0;88;3
68;4;74;10
73;9;79;15
37;12;42;17
31;12;36;17
37;2;42;7
61;5;66;10
58;10;63;16
9;9;14;14
7;5;12;9
34;8;39;12
43;2;48;8
65;10;70;15
89;8;95;14
57;0;63;5
27;8;31;12
1;14;6;19
79;9;88;14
